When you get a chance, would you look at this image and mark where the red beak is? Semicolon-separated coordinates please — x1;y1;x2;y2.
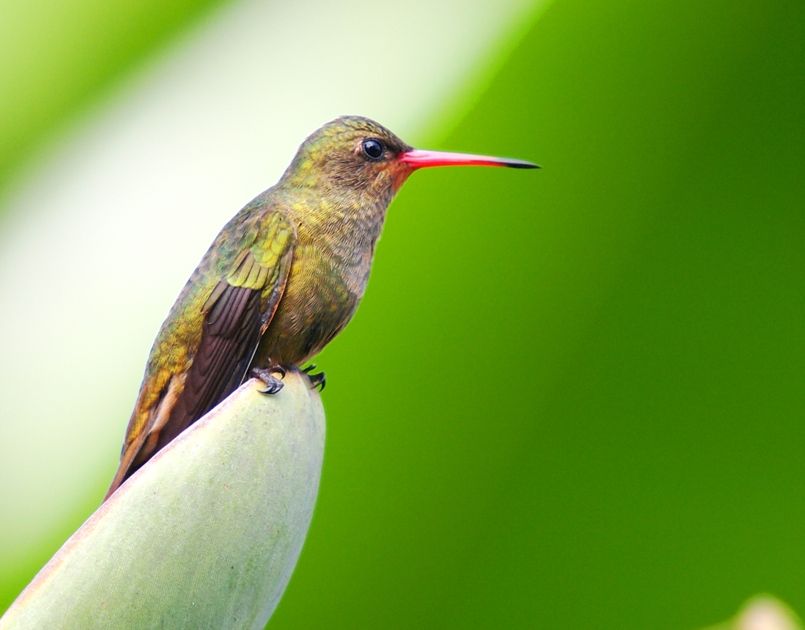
399;149;539;170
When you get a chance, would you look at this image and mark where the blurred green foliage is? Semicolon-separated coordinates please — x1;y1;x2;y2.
0;0;227;190
273;1;804;628
2;0;804;628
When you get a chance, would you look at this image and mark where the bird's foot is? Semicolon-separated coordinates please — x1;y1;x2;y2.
252;365;286;395
302;364;326;391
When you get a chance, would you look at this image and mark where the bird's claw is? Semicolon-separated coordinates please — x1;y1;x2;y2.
305;370;326;392
301;364;317;374
251;366;285;395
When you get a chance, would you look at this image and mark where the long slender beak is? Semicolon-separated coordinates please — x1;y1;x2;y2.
399;149;539;170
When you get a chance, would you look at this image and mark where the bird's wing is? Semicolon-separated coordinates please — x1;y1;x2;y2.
105;211;295;498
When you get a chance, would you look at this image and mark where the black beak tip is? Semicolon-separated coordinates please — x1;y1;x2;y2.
505;159;540;169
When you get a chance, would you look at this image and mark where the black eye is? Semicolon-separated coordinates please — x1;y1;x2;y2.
361;138;384;160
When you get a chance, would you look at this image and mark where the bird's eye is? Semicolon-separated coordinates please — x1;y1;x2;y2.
361;138;384;160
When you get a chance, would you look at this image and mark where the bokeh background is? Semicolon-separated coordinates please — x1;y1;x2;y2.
1;0;803;628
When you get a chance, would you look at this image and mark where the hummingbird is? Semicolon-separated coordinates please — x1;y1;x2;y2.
105;116;537;499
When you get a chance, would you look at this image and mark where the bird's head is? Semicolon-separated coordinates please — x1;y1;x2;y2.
280;115;538;201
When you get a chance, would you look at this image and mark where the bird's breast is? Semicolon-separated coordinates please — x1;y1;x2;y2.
255;241;369;366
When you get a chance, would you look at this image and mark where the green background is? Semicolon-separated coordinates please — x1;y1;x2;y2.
2;0;803;628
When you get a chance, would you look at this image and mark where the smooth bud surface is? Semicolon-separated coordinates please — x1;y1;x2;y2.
1;373;325;630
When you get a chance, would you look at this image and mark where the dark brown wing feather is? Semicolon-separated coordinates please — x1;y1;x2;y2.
154;284;262;451
124;284;263;477
106;212;296;499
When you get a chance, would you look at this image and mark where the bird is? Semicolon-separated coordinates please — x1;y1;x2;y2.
105;115;537;499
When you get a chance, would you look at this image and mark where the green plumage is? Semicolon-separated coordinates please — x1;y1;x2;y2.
105;115;536;499
106;117;411;497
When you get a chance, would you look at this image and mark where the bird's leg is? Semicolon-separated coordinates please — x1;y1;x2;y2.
301;365;326;391
251;364;286;395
